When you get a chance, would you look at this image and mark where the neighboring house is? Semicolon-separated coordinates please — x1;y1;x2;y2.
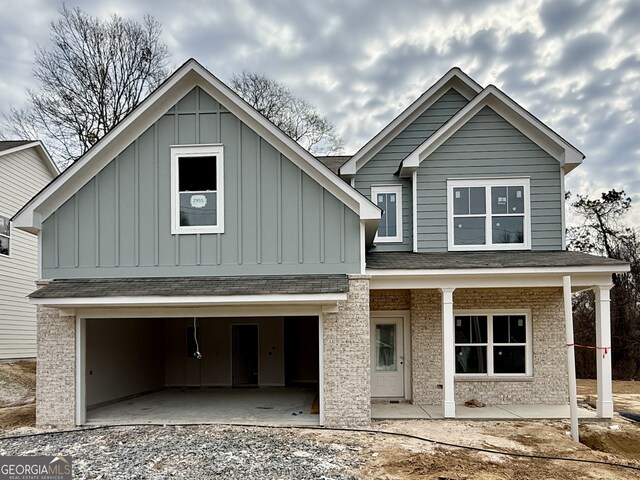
0;141;58;359
13;60;628;428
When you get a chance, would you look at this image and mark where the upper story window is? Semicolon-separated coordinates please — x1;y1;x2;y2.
447;178;530;250
372;185;403;243
455;311;532;376
0;215;10;256
171;145;224;235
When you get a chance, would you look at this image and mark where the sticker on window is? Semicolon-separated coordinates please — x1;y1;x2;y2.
389;195;395;203
378;195;384;202
455;191;461;199
518;318;523;327
190;194;208;208
456;318;462;327
498;196;507;205
516;190;522;198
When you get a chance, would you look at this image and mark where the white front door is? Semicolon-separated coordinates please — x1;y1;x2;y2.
371;316;404;397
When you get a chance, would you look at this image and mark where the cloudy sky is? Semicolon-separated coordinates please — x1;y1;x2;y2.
1;0;639;224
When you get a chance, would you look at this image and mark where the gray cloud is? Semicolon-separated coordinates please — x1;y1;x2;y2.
0;0;638;224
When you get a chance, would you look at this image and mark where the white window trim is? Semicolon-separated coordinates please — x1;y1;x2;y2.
447;177;531;251
0;216;11;258
371;185;403;243
171;144;224;235
453;309;533;378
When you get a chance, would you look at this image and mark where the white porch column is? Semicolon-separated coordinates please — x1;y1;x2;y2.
563;275;579;442
441;287;456;418
595;285;614;418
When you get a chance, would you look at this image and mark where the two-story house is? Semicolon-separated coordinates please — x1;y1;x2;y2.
13;60;628;427
0;141;58;360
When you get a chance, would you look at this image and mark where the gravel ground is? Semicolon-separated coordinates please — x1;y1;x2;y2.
0;425;361;479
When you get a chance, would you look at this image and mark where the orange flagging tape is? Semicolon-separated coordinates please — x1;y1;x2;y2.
566;343;610;358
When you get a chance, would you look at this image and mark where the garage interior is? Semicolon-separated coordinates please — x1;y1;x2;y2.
84;316;320;425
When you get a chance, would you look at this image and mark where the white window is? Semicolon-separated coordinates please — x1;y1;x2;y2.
171;145;224;234
454;311;532;376
447;178;530;250
0;215;10;256
372;185;403;243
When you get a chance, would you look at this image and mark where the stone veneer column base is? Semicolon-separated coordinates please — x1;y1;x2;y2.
36;305;76;427
322;275;371;427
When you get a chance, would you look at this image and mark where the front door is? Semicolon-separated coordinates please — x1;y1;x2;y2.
370;316;404;397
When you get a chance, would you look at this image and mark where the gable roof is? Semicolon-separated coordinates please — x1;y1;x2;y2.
0;140;59;177
399;85;585;177
12;59;380;237
339;68;483;176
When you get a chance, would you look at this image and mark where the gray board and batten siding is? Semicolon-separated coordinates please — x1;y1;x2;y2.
354;88;469;251
40;87;361;279
416;106;563;252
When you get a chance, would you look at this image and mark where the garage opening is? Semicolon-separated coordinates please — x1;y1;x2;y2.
83;316;320;425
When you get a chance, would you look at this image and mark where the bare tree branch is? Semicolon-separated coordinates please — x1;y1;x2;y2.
229;71;344;155
0;6;169;168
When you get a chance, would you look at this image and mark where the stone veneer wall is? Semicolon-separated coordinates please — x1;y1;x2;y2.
322;275;371;426
372;288;568;406
36;305;76;426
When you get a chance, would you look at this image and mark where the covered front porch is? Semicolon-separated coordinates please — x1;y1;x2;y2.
367;250;630;420
372;402;597;420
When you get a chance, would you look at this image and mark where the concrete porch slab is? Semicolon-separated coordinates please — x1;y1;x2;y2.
372;403;598;420
371;403;431;419
87;387;319;426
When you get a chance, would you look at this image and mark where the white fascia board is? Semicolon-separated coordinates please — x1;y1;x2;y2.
13;59;380;232
340;68;483;176
399;85;585;177
0;141;60;177
369;271;618;290
30;292;347;308
367;263;630;277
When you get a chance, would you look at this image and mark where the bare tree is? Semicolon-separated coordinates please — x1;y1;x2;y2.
230;71;344;155
1;6;170;166
567;189;640;380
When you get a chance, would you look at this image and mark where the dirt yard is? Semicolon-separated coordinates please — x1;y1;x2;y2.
577;379;640;413
1;362;640;479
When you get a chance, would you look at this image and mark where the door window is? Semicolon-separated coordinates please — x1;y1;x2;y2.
375;324;397;371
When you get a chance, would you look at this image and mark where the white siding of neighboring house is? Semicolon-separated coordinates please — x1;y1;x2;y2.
0;147;55;359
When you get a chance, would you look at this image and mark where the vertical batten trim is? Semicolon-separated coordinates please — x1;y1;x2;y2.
340;205;345;263
277;154;282;264
53;211;59;268
298;170;303;264
216;100;222;142
114;155;120;267
174;113;180;266
74;195;79;268
216;100;222;266
134;139;139;266
320;190;325;263
237;122;243;265
195;87;200;144
153;123;159;266
256;137;262;264
196;233;201;265
94;177;100;267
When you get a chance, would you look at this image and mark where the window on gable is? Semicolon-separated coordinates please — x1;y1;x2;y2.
455;312;530;376
372;185;403;243
448;178;530;250
0;216;10;257
171;145;224;234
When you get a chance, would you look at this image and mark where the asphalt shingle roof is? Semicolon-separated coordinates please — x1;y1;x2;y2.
0;140;32;153
30;274;349;298
366;250;629;270
315;155;351;174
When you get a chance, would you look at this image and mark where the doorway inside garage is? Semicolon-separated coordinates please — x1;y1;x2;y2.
82;316;320;425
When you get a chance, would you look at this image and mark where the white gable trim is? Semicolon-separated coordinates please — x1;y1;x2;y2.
340;68;482;177
399;85;585;177
13;59;380;234
0;141;59;177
